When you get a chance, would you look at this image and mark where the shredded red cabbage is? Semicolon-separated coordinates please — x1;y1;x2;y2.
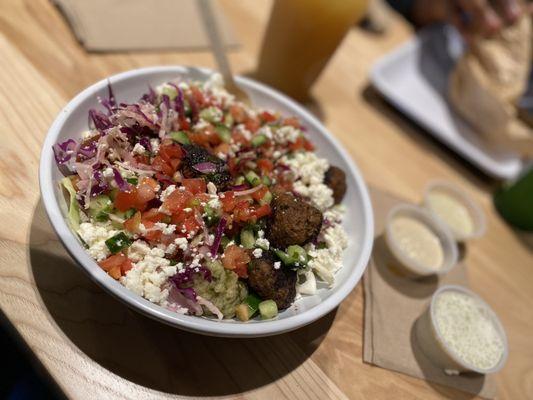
171;266;212;288
178;287;197;301
138;136;152;152
77;141;97;159
141;86;157;104
112;167;131;192
88;109;112;131
192;162;218;174
91;169;109;196
169;83;185;117
230;184;249;191
210;217;227;257
53;139;77;164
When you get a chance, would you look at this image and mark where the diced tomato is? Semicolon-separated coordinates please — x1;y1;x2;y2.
220;191;239;212
229;104;247;123
124;211;142;233
182;178;207;195
159;143;183;163
99;254;132;279
134;154;150;165
252;204;271;219
259;111;277;123
222;245;251;278
140;177;159;190
283;117;300;128
257;158;274;173
227;157;239;176
289;136;314;152
171;212;201;236
244;118;261;133
162;189;193;214
141;220;162;242
179;116;190;130
190;86;207;107
251;186;269;202
115;189;137;212
142;208;166;222
233;200;255;223
136;183;156;207
214;142;231;156
152;155;174;176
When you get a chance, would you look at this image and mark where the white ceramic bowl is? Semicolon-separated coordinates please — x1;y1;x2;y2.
415;285;508;374
39;66;374;337
422;180;486;242
385;204;458;277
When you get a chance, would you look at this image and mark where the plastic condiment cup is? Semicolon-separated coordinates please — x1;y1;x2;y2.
384;204;459;278
423;180;486;242
415;285;508;375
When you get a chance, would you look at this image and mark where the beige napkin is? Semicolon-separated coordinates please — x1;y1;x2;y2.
363;187;497;399
52;0;239;51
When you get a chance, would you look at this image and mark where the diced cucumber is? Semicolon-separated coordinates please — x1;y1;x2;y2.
251;134;267;147
235;304;251;321
199;106;221;123
259;300;278;319
245;171;261;186
240;229;255;249
214;123;232;143
259;190;272;205
220;236;231;248
170;131;190;145
160;85;177;100
245;293;262;316
126;177;138;185
287;245;308;265
60;177;81;231
105;232;132;254
223;113;234;128
274;249;293;266
203;204;219;226
261;175;272;187
234;175;246;185
88;195;113;221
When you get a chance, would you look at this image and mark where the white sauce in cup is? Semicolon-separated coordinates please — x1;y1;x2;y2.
427;191;474;238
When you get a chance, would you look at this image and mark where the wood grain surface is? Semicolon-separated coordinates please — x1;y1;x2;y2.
0;1;532;399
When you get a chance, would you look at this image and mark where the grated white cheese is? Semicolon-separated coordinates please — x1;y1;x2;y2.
132;143;146;155
434;291;505;371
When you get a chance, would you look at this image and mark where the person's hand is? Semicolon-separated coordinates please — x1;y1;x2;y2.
413;0;531;39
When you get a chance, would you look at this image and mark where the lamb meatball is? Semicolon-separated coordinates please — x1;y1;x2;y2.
324;166;346;204
248;254;296;310
267;192;323;248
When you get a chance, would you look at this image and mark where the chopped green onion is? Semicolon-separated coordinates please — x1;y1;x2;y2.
240;229;255;249
251;134;267;147
170;131;190;145
245;171;261;186
214;123;232;143
105;232;132;254
60;177;81;230
259;300;278;319
126;177;138;185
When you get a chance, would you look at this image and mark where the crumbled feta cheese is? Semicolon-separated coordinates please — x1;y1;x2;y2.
160;185;176;202
132;143;146;155
174;237;188;251
207;182;217;195
255;237;270;250
77;222;119;262
150;138;160;153
324;205;346;223
121;247;177;305
203;73;235;105
272;150;282;159
296;270;317;295
273;261;281;270
252;248;263;258
154;222;176;235
282;152;333;211
235;124;253;141
127;240;151;262
193;120;210;132
258;125;273;139
102;167;114;178
308;224;348;286
207;197;221;211
274;125;300;144
217;152;227;161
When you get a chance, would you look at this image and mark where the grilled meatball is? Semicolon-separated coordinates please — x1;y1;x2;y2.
267;192;323;247
248;254;296;310
324;166;346;204
182;144;231;188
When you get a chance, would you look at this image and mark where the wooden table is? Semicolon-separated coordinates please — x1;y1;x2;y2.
0;1;532;399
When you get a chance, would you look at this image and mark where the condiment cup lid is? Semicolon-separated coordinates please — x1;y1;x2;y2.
429;285;508;374
423;180;486;241
385;203;459;277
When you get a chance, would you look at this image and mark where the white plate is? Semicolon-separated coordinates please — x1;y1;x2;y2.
371;25;524;180
39;66;374;337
